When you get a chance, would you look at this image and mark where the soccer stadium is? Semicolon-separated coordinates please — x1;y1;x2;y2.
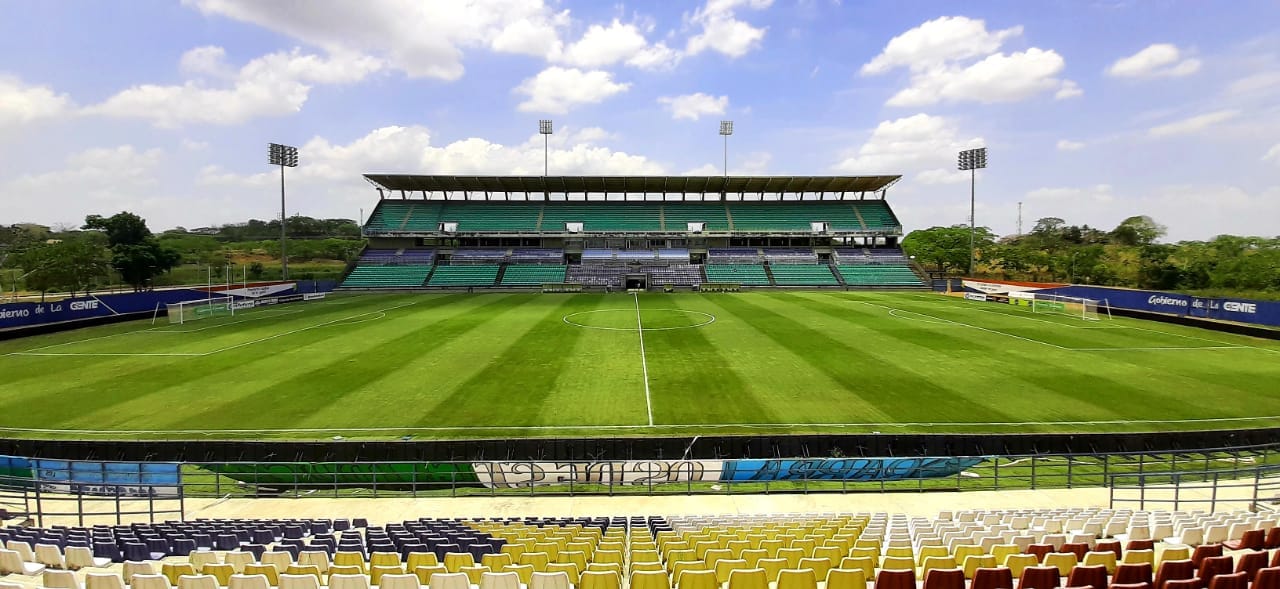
5;3;1280;589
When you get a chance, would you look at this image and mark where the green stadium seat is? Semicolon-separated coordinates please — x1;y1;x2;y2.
501;265;567;286
340;265;433;288
428;265;500;287
836;264;924;286
769;265;838;286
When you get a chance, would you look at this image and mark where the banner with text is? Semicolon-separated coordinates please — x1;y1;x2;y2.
1042;285;1280;328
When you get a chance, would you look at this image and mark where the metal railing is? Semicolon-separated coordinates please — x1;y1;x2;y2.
0;477;184;527
1108;463;1280;512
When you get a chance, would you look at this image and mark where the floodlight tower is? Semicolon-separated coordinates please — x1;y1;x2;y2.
719;120;733;178
958;147;988;276
539;120;553;178
269;143;299;280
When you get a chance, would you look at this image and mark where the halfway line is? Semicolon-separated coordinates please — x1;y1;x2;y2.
634;292;654;426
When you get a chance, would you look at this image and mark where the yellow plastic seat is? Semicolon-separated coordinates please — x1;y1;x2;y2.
777;569;818;589
837;557;874;579
884;546;913;560
629;562;662;573
756;558;786;582
671;561;706;585
667;550;696;569
952;545;983;565
328;566;362;578
459;565;491;585
1042;552;1077;576
544;563;579;586
726;568;768;589
848;547;878;561
1122;549;1154;567
370;552;401;568
676;569;718;589
990;545;1020;568
776;549;804;570
413;565;449;585
164;564;198;586
1082;551;1117;574
880;556;914;571
962;555;996;579
372;565;407;586
714;559;749;584
825;569;866;589
519;552;550;573
704;549;733;569
202;564;234;587
759;540;783;559
1002;554;1039;578
242;565;278;587
480;554;511;571
1158;546;1191;565
917;546;950;565
797;558;832;581
630;570;670;589
921;556;957;577
332;553;365;574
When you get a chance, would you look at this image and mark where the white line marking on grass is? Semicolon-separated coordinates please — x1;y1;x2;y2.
887;308;957;325
149;309;304;333
562;308;715;331
1070;346;1250;351
863;301;1071;350
634;293;654;427
9;302;413;358
954;305;1122;329
7;415;1280;436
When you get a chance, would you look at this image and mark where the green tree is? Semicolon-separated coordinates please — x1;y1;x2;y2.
12;235;110;298
83;212;181;291
1110;215;1167;246
902;224;996;274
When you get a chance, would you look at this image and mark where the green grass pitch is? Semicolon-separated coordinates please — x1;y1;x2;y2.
2;291;1278;440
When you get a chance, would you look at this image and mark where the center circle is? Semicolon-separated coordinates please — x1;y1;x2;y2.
563;308;716;331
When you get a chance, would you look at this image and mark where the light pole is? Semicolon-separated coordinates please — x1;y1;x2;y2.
539;120;553;178
958;147;988;276
719;120;733;178
269;143;299;280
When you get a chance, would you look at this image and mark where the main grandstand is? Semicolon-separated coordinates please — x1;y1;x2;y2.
342;175;926;290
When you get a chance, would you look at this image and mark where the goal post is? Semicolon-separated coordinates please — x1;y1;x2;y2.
165;296;238;324
1030;293;1110;321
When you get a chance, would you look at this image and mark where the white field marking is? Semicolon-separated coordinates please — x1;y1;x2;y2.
562;308;716;331
198;301;416;356
6;414;1280;436
887;308;957;325
953;305;1123;329
862;301;1071;350
634;293;654;427
1069;346;1250;351
1121;324;1280;355
8;302;412;358
148;309;304;333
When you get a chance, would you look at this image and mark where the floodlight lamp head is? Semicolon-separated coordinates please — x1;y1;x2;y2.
268;142;299;167
957;147;987;171
539;119;553;134
719;120;734;135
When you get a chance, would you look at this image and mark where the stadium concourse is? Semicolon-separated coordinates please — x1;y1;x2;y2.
340;175;927;291
3;483;1280;589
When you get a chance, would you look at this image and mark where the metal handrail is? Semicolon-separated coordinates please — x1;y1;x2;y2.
1108;463;1280;511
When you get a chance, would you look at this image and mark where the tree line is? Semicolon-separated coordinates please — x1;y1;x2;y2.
902;215;1280;296
0;213;363;298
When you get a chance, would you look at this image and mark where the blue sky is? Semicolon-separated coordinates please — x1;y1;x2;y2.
1;0;1278;240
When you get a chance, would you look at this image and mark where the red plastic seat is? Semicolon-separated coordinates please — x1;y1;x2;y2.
1026;546;1053;563
1114;564;1153;586
1198;556;1234;588
1234;551;1267;580
1265;528;1280;550
973;568;1015;589
875;568;916;589
1095;542;1122;559
1223;531;1264;552
1127;540;1156;552
1018;566;1061;589
1253;567;1280;589
1271;551;1280;569
1161;580;1200;589
1066;565;1107;589
1110;583;1153;589
1154;560;1195;589
1191;545;1222;570
923;568;966;589
1207;571;1247;589
1061;545;1089;561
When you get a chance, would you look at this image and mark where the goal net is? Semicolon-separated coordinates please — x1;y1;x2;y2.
165;296;240;324
1031;293;1110;321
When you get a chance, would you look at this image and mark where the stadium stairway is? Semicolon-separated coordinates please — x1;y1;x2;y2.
763;264;778;286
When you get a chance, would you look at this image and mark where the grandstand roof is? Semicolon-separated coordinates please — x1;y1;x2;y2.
363;175;901;199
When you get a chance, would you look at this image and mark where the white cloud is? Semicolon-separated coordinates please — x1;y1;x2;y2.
558;19;678;70
1147;109;1240;137
0;75;73;129
2;146;166;223
832;113;983;184
1106;43;1201;78
1057;139;1085;151
86;47;382;126
183;0;569;80
862;16;1077;107
514;67;630;113
686;0;773;58
1264;143;1280;163
1026;184;1116;206
861;16;1021;75
658;93;729;120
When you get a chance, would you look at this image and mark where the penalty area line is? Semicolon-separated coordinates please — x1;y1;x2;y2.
634;292;654;427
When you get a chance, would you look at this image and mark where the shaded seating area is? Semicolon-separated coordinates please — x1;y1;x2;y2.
427;266;499;287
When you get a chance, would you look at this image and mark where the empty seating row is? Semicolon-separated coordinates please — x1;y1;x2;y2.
427;266;499;287
769;265;838;286
704;265;770;286
501;266;567;286
340;266;432;288
836;264;924;286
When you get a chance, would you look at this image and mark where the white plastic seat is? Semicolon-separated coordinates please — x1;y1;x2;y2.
36;543;67;569
478;572;521;589
529;572;570;589
0;548;46;575
277;575;320;589
378;574;422;589
428;572;471;589
132;574;172;589
86;573;128;589
227;574;270;589
66;546;112;570
177;576;219;589
329;574;372;589
45;569;83;589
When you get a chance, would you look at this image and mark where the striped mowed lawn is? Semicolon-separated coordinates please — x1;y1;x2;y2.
1;290;1278;440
